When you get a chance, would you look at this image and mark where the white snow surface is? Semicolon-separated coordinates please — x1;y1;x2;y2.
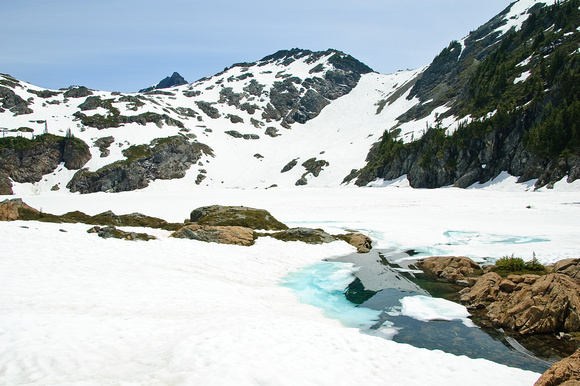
399;296;475;327
3;184;579;385
494;0;558;36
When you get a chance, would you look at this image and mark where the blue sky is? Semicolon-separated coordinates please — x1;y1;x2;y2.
1;0;511;93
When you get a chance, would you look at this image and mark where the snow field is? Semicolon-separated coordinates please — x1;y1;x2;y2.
3;183;580;384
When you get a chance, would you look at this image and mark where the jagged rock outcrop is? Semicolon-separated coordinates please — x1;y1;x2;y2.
63;86;93;98
190;205;288;231
257;49;373;126
94;136;115;157
417;256;482;286
0;86;33;115
459;272;580;335
535;348;580;386
67;136;212;193
302;158;329;177
0;134;91;194
0;198;40;221
170;224;255;246
139;72;188;93
554;258;580;280
356;117;580;189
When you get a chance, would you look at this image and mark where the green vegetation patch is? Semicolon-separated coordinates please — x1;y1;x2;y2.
191;205;288;231
493;253;547;275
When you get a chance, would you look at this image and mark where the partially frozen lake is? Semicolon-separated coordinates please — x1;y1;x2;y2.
2;184;579;385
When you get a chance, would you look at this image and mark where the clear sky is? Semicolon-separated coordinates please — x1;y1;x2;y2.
1;0;511;93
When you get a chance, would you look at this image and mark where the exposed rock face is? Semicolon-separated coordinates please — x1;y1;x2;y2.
0;134;91;194
535;349;580;386
170;224;255;246
0;198;40;221
269;227;335;244
460;272;580;335
67;136;212;193
0;86;33;115
257;49;373;127
354;3;580;190
416;256;481;286
281;159;298;173
302;158;329;177
139;72;188;93
554;259;580;280
93;136;115;158
336;233;372;253
63;86;93;98
190;205;288;231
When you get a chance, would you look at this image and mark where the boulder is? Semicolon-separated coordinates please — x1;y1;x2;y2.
190;205;288;231
416;256;481;285
87;225;155;241
0;198;40;221
460;272;580;335
336;232;372;253
554;258;580;280
535;349;580;386
269;227;335;244
170;224;255;246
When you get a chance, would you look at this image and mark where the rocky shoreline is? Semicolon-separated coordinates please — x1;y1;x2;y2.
416;255;580;385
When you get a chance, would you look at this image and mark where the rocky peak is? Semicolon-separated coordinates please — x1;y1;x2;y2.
139;72;188;93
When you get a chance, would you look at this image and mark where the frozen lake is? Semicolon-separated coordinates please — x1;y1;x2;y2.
2;182;579;385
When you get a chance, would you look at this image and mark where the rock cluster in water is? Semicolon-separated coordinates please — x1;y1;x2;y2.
418;255;580;336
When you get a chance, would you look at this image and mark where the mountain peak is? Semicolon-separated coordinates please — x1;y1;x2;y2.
139;72;188;93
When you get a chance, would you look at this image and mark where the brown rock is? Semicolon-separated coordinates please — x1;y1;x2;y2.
554;259;580;280
0;198;40;221
416;256;481;285
338;232;372;253
507;274;524;284
499;279;516;293
461;273;580;335
535;349;580;386
170;224;255;246
459;272;502;304
523;274;541;284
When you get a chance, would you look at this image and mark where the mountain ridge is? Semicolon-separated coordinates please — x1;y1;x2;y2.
0;0;578;195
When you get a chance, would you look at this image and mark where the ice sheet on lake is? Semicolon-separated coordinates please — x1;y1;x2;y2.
399;295;475;327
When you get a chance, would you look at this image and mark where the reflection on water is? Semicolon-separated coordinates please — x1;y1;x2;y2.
282;248;556;374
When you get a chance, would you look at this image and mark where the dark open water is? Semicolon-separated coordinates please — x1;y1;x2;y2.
282;247;569;374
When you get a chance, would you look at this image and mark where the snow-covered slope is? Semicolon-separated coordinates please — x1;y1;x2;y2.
1;0;577;195
0;49;434;193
